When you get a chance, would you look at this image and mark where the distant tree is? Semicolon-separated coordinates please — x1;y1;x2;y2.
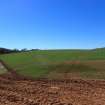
12;49;20;53
21;48;27;52
30;49;40;51
0;48;12;54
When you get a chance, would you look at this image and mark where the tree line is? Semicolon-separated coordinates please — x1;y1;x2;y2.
0;48;39;54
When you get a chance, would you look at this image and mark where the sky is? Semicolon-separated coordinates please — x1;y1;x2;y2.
0;0;105;49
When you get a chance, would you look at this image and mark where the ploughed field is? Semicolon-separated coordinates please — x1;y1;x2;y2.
0;74;105;105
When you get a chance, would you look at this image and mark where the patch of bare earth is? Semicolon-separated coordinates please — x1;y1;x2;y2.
0;73;105;105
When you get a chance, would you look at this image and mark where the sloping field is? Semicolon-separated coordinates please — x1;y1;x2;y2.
0;49;105;104
0;49;105;79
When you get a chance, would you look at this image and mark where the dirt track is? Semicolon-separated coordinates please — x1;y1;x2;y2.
0;74;105;105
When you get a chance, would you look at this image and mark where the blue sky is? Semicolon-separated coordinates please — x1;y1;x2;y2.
0;0;105;49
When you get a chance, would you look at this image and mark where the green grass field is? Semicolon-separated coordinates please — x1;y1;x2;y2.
0;49;105;79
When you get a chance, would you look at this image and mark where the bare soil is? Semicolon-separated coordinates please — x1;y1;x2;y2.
0;73;105;105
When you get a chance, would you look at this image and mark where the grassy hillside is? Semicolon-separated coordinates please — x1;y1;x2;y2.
0;49;105;79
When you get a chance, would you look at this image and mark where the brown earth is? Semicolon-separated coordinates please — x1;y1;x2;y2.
0;73;105;105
